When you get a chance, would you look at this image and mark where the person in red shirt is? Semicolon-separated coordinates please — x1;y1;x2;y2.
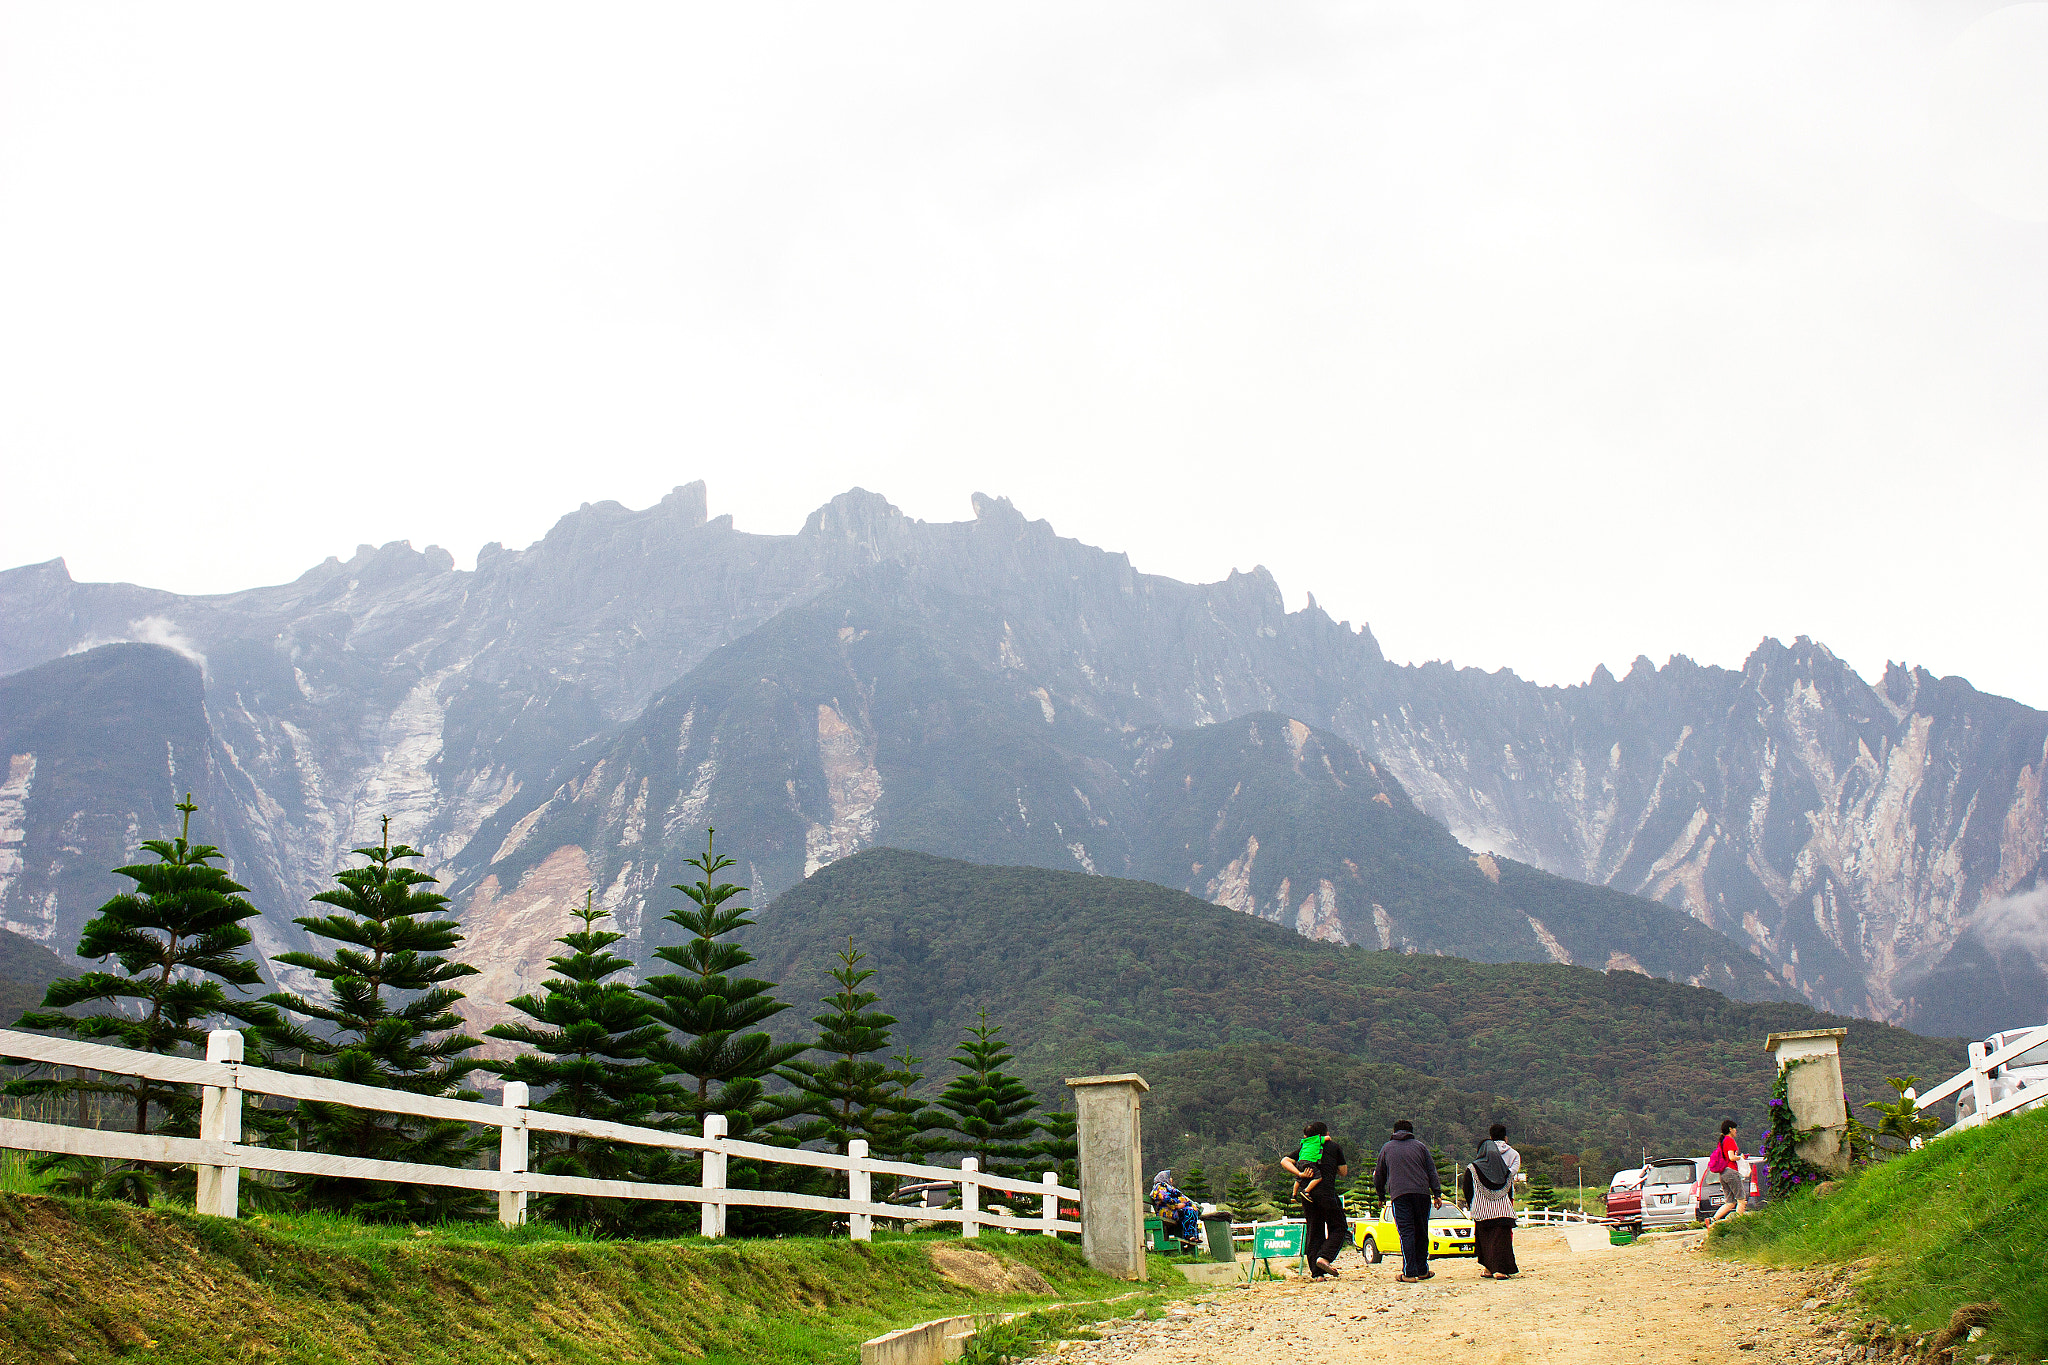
1708;1120;1744;1223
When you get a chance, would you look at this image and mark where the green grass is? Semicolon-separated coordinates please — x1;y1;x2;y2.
0;1192;1186;1365
1708;1106;2048;1361
0;1149;51;1195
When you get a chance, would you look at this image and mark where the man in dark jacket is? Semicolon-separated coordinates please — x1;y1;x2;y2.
1373;1120;1440;1281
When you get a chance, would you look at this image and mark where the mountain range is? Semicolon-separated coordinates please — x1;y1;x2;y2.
1;484;2041;1036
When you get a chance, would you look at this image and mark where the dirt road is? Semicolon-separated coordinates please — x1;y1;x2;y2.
1049;1230;1847;1365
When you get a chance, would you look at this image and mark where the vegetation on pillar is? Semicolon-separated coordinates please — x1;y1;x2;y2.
483;890;672;1235
261;816;485;1221
934;1009;1042;1178
3;797;277;1185
1763;1058;1833;1192
639;830;807;1134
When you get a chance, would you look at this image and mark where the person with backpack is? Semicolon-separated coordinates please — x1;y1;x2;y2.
1463;1123;1520;1278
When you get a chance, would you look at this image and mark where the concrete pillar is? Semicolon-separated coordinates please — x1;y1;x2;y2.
1765;1028;1850;1174
1065;1072;1149;1280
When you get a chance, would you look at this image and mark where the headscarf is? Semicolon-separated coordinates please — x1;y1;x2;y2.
1151;1169;1175;1190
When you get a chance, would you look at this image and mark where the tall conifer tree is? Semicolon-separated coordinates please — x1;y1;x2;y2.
261;817;485;1220
934;1010;1041;1178
1180;1160;1210;1205
778;938;927;1158
1036;1106;1078;1189
3;796;276;1199
1222;1166;1266;1221
485;891;671;1233
639;830;806;1135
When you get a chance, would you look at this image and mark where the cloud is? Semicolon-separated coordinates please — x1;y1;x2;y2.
66;615;208;671
1966;885;2048;963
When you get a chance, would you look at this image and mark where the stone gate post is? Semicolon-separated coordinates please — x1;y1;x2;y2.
1065;1073;1149;1280
1765;1027;1850;1175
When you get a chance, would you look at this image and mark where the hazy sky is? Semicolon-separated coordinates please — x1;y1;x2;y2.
3;2;2044;703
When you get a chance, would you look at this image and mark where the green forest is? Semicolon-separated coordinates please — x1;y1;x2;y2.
750;849;1966;1183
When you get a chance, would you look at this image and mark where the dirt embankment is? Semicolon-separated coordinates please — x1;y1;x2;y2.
1054;1230;1850;1365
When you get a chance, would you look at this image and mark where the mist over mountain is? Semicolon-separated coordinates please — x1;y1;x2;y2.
1;484;2040;1036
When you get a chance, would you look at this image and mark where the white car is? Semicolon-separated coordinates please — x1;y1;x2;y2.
1954;1027;2048;1124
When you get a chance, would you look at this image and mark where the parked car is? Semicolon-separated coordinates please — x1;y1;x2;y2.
1953;1026;2048;1125
1602;1156;1706;1234
1353;1201;1478;1263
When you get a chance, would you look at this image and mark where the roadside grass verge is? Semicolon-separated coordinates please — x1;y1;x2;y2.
0;1192;1179;1365
1707;1106;2048;1362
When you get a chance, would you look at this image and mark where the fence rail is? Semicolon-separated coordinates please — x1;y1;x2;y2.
1915;1022;2048;1136
0;1027;1081;1238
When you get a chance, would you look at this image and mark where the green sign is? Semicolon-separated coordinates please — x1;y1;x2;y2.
1252;1223;1305;1258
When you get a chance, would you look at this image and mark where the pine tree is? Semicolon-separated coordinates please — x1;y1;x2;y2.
870;1050;945;1162
1035;1106;1078;1190
1527;1170;1558;1211
4;796;277;1198
1265;1158;1299;1209
778;937;930;1208
1222;1165;1265;1221
1343;1171;1379;1220
484;891;671;1233
1181;1161;1211;1205
639;831;806;1135
261;816;486;1220
1432;1145;1457;1195
934;1010;1041;1178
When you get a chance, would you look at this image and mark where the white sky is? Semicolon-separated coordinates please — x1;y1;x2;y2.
3;2;2044;704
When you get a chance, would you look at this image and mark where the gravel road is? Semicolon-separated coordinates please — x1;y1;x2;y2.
1045;1229;1848;1365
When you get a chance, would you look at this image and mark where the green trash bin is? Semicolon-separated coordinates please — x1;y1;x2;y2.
1201;1213;1236;1263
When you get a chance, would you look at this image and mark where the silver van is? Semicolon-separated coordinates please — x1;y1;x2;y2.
1638;1157;1705;1228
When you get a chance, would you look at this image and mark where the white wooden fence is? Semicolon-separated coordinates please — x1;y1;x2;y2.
0;1028;1082;1238
1914;1022;2048;1136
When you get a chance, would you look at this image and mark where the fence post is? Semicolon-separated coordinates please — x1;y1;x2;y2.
195;1030;243;1219
848;1138;872;1242
1041;1171;1058;1236
701;1113;728;1238
960;1157;980;1239
498;1081;530;1228
1966;1042;1993;1128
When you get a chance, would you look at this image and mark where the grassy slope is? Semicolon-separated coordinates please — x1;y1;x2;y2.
749;849;1964;1176
0;1194;1162;1365
1708;1106;2048;1361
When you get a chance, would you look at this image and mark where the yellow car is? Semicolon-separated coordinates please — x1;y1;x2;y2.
1353;1203;1478;1263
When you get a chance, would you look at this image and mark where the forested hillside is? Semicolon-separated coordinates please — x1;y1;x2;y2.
749;850;1966;1181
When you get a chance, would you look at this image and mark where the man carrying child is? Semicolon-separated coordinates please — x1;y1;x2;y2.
1280;1121;1349;1279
